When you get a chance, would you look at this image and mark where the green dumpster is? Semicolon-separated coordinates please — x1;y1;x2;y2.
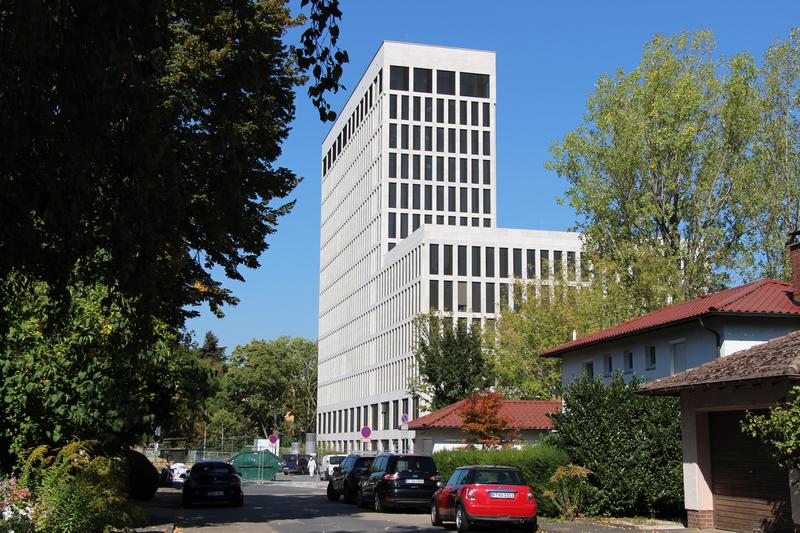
227;450;281;481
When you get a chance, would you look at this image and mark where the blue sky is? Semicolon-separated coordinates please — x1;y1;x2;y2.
186;0;799;352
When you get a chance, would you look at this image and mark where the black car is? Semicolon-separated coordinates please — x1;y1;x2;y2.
327;452;376;503
358;453;439;512
182;461;243;507
281;454;310;475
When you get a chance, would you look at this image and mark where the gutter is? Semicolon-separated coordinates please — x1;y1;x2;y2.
698;317;721;358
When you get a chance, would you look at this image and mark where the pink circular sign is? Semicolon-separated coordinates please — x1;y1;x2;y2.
268;434;278;444
360;426;372;439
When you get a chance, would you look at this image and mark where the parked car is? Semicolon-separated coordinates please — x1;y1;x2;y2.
327;452;376;503
171;462;190;482
358;453;439;512
281;454;310;475
430;466;537;532
320;454;347;480
182;461;243;507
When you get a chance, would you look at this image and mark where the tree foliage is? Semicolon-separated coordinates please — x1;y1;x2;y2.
223;336;317;441
549;374;683;516
460;389;513;447
0;0;346;333
742;385;800;471
412;314;494;411
492;280;643;400
548;29;800;309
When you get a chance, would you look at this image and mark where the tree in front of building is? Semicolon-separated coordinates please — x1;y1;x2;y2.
411;314;494;411
548;29;800;311
460;389;515;447
742;385;800;472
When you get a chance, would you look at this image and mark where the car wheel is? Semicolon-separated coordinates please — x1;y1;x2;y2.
182;496;192;508
455;504;470;532
326;481;339;502
373;492;384;513
343;484;355;504
430;501;442;526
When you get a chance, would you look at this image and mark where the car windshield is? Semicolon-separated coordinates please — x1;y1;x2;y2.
192;463;234;476
330;456;344;464
394;456;436;474
354;457;374;469
471;469;525;485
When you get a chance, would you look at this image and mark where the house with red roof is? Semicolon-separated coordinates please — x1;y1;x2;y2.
542;260;800;389
407;399;560;454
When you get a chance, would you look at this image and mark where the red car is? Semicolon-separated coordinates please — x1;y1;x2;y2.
430;465;537;532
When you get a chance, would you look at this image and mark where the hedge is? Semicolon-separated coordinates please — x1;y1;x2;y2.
432;444;569;516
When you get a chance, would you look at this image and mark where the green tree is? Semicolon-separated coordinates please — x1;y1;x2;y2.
741;29;800;280
412;314;494;411
742;385;800;471
493;280;642;400
548;31;761;307
199;332;226;367
549;374;683;516
223;337;317;441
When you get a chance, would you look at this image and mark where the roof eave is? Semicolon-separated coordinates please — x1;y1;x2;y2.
638;374;800;396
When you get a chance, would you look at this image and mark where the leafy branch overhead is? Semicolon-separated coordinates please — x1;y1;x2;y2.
297;0;349;121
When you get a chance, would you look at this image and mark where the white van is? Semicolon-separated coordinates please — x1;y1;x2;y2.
319;454;347;480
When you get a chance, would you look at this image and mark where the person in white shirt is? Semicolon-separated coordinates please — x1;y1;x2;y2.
307;456;316;477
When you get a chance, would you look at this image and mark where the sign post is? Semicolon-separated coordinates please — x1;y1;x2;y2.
360;426;372;449
400;414;409;452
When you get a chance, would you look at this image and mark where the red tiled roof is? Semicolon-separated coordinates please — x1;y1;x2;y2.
640;330;800;395
542;279;800;357
407;399;560;431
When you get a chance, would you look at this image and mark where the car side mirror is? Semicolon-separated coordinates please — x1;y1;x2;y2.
436;481;444;489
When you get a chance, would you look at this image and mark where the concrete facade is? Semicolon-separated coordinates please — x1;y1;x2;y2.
316;41;582;452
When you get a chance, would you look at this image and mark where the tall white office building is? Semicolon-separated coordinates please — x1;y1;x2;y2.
317;42;582;452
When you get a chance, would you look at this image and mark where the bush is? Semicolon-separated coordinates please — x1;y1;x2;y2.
549;373;683;517
18;441;140;533
543;464;595;520
432;444;569;516
0;477;36;533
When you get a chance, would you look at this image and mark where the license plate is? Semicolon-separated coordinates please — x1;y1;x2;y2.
406;479;424;484
207;491;224;496
489;491;515;499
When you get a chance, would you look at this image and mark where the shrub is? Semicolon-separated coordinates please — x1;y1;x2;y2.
119;449;159;500
18;441;139;533
549;373;683;517
432;444;569;516
543;464;594;520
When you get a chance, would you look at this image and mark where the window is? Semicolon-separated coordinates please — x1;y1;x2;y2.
388;212;396;238
500;283;509;307
400;213;408;238
443;245;453;275
401;124;409;149
471;130;479;155
485;247;495;277
425;155;432;180
472;246;481;276
448;186;456;212
401;95;409;119
513;248;522;277
483;189;491;214
443;281;453;312
436;186;444;211
413;68;432;93
425;127;432;151
381;401;390;430
448;128;456;153
429;244;439;274
425;97;433;121
527;249;536;278
460;72;490;98
583;361;594;381
388;183;396;208
400;183;408;208
393;400;399;429
389;123;397;148
458;245;467;276
460;100;468;125
436;98;444;123
371;403;378;429
483;131;491;155
389;153;397;178
425;185;432;210
471;101;479;125
429;280;438;310
485;282;495;311
472;282;481;312
499;248;509;278
458;281;467;312
471;159;479;184
413;184;421;209
460;129;467;154
603;354;613;376
436;127;444;152
400;154;409;179
436;156;444;181
460;158;468;183
389;94;397;118
413;155;420;179
413;125;420;149
567;251;577;280
483;102;490;126
413;96;421;121
437;70;456;95
540;250;550;277
646;346;657;370
448;157;456;181
448;100;456;124
624;350;634;373
390;66;409;90
471;189;479;214
483;160;491;185
459;187;468;213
